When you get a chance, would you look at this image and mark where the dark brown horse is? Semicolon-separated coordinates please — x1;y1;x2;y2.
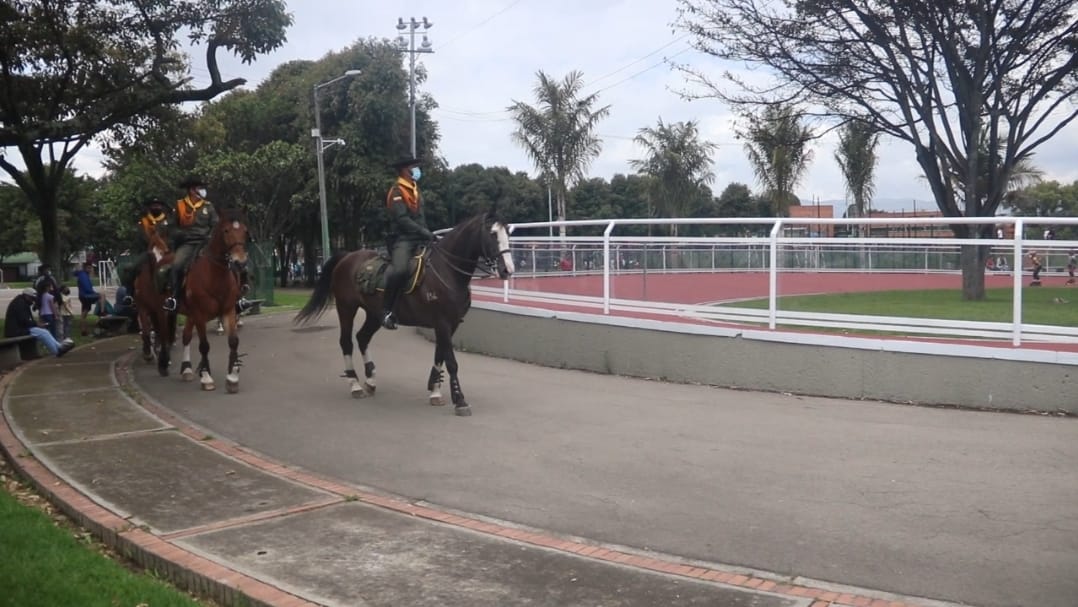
169;211;249;393
295;211;514;416
133;229;176;376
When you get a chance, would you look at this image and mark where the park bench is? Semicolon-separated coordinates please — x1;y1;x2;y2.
94;314;135;337
242;299;265;315
0;335;40;369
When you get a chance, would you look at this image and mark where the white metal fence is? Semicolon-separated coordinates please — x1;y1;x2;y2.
472;216;1078;347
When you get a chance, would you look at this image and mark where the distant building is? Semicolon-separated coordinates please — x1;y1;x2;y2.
866;209;954;238
785;204;835;237
0;252;40;283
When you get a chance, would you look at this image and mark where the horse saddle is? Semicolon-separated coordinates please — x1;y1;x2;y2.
355;248;427;295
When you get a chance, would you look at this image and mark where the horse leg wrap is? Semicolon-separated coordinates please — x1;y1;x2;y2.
427;365;444;392
364;361;376;379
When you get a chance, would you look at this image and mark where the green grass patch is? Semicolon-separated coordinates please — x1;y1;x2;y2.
723;287;1078;325
0;485;204;607
264;288;311;313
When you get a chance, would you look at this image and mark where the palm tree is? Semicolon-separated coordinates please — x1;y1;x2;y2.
737;104;813;216
834;120;880;237
508;70;610;238
629;118;717;236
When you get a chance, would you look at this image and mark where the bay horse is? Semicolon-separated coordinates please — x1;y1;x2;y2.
170;210;249;393
132;229;176;376
294;211;514;416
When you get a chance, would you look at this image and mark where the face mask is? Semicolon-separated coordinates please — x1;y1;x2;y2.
196;188;207;198
410;167;422;181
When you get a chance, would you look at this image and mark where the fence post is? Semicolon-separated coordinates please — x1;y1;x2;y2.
1012;219;1024;346
603;221;615;314
768;221;783;330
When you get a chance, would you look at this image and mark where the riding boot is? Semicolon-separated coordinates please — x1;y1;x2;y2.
164;268;181;311
381;276;402;330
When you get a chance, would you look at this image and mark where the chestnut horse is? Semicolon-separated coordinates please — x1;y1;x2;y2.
133;230;176;376
294;211;514;416
169;211;249;393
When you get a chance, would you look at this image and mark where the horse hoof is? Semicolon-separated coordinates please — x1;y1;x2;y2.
429;394;445;406
364;380;376;394
226;381;239;394
351;387;368;399
181;369;194;381
454;405;472;417
202;382;216;391
142;352;155;363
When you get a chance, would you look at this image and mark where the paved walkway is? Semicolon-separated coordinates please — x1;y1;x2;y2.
1;314;1075;607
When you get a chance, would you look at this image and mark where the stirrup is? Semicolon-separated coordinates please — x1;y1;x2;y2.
163;297;177;311
237;297;252;311
381;311;398;330
122;295;134;306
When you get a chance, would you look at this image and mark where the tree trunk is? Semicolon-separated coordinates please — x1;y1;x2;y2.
960;244;988;301
33;189;63;272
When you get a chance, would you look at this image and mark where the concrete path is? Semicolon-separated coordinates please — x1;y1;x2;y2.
2;312;1076;607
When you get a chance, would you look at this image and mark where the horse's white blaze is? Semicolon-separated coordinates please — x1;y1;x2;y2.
152;246;164;262
493;223;514;274
232;220;240;229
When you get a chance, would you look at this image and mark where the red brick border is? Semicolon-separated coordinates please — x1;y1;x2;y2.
1;348;953;607
1;357;322;607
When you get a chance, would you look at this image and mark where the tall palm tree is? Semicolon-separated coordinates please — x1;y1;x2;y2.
737;104;813;216
508;70;610;237
629;118;717;236
834;120;880;237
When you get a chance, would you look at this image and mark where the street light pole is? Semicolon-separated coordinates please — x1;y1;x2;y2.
396;17;433;158
312;69;361;263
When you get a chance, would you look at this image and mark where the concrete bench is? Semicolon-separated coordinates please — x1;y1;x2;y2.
94;314;135;337
0;335;40;369
242;299;265;315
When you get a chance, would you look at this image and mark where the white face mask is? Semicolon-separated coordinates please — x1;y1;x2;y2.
196;188;207;199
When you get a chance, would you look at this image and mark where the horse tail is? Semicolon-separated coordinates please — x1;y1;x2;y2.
295;252;346;325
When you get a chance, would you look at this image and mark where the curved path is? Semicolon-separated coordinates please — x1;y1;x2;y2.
125;312;1077;607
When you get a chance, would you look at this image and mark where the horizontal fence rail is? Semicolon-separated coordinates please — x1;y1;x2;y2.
474;216;1078;347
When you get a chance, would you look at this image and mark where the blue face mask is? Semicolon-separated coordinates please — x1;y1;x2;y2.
410;167;422;181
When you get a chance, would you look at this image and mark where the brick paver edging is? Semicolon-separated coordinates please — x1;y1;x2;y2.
0;355;322;607
114;353;956;607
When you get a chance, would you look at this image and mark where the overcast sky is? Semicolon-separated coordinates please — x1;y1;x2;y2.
65;0;1078;211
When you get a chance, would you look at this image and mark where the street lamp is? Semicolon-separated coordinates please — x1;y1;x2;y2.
313;69;361;263
395;17;433;158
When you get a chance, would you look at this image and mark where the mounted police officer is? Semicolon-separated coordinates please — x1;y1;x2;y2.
164;175;217;311
381;156;435;330
120;196;172;306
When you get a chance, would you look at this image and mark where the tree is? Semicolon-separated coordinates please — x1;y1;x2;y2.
508;71;611;238
0;184;33;262
0;0;292;271
834;121;880;237
629;118;718;236
676;0;1078;299
737;104;813;216
1006;180;1078;240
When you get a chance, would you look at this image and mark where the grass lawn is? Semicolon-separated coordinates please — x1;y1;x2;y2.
0;462;209;607
263;288;311;313
723;286;1078;325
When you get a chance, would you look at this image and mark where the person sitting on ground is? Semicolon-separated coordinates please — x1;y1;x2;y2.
4;288;74;357
73;262;100;336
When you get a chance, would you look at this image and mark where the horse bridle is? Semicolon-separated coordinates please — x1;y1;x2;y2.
431;240;509;279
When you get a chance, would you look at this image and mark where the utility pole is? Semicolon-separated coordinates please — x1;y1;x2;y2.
395;17;433;158
312;70;361;263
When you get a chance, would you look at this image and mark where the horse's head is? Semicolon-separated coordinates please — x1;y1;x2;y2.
215;209;250;272
479;210;515;280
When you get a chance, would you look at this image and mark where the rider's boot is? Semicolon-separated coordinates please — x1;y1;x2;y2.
381;274;401;330
163;269;181;312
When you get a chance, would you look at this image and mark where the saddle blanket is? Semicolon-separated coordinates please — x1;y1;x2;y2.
355;250;425;295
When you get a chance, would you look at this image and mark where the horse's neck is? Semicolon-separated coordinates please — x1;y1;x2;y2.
437;226;482;284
